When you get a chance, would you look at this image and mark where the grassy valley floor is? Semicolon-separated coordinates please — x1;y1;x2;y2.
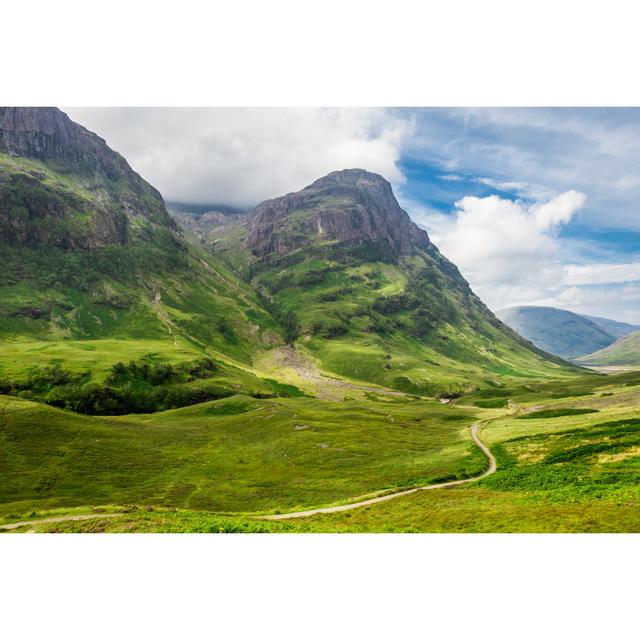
0;392;484;519
1;368;640;532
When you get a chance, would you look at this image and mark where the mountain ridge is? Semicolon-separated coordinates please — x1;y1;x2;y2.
0;107;175;249
0;108;578;414
0;108;283;403
496;305;626;359
576;330;640;366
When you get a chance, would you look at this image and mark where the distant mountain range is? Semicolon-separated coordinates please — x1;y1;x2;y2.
581;315;640;339
497;306;640;360
575;331;640;366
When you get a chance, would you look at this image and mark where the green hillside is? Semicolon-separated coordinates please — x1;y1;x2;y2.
4;369;640;533
238;170;575;398
576;331;640;366
0;393;483;516
0;108;285;411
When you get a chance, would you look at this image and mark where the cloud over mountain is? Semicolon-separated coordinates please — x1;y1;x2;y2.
66;108;410;207
423;191;585;289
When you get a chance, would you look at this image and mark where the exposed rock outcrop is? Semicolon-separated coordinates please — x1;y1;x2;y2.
247;169;430;259
0;107;176;249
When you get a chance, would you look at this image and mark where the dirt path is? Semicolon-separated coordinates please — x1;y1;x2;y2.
0;513;122;531
258;421;496;520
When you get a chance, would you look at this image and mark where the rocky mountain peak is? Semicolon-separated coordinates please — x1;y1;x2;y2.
246;168;430;259
0;107;176;249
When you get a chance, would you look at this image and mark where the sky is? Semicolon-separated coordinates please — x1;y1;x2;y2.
67;107;640;324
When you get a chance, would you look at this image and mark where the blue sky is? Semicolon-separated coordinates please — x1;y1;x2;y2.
68;107;640;323
388;108;640;323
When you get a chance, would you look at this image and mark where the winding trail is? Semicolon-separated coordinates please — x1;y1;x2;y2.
258;421;496;520
0;513;122;531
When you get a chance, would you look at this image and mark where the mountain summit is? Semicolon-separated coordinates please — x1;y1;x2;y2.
247;169;429;259
0;108;277;364
0;107;174;249
236;168;573;395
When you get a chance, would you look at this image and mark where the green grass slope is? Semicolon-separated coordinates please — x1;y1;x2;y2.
249;248;575;398
0;393;483;518
576;330;640;366
0;109;288;409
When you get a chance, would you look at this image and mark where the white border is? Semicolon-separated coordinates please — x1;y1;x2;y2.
2;1;640;637
4;0;640;106
2;534;639;639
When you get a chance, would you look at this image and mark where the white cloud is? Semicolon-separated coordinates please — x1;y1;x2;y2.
475;177;555;201
562;262;640;285
432;192;585;286
65;107;411;207
416;190;640;323
531;190;587;231
416;191;589;310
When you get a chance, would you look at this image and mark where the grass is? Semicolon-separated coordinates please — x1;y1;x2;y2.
3;370;640;532
0;392;484;519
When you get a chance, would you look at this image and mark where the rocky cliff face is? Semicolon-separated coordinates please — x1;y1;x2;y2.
247;169;430;259
0;107;176;249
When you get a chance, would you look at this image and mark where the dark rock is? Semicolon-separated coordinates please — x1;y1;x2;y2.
246;169;430;259
0;107;177;249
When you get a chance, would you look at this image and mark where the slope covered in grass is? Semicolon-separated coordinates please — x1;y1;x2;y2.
576;331;640;366
9;371;640;533
0;108;286;407
0;393;483;517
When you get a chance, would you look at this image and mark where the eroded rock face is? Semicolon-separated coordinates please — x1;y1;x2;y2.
0;107;176;248
246;169;430;259
1;107;98;164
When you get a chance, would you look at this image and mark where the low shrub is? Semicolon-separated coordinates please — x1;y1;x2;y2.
518;407;599;420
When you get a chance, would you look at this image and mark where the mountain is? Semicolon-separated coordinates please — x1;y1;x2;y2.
232;169;572;396
575;331;640;366
0;110;575;413
496;306;617;359
0;107;284;413
168;204;248;257
581;315;640;339
0;107;175;248
247;169;429;258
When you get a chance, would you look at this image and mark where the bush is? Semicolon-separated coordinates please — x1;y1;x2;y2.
312;319;348;338
474;398;509;409
518;408;599;420
2;357;224;415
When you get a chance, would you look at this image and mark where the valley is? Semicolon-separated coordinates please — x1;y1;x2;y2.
2;367;639;532
1;107;639;533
